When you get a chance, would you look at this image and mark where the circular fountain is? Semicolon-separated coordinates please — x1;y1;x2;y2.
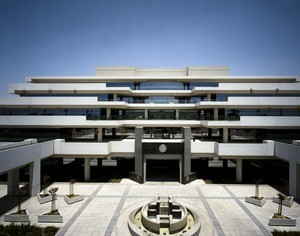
116;195;214;236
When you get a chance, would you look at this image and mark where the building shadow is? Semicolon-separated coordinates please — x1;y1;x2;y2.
0;195;30;216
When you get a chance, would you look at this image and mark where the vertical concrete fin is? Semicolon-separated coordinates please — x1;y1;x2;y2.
134;127;143;183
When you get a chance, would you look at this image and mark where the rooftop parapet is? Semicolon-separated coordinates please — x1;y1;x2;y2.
95;66;230;76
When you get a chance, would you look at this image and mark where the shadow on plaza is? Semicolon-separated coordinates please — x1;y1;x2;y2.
0;184;31;216
0;195;31;216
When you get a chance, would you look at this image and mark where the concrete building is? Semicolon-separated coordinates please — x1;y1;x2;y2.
0;66;300;198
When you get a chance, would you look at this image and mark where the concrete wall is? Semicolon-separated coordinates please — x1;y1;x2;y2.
2;115;300;129
0;140;54;196
216;82;300;92
200;97;300;109
240;116;300;128
0;139;287;166
2;96;300;110
0;138;299;198
54;139;135;157
188;66;230;76
217;143;273;157
95;66;136;76
9;83;106;94
51;139;276;159
95;66;230;77
275;141;300;198
191;141;216;156
8;82;300;97
0;140;54;175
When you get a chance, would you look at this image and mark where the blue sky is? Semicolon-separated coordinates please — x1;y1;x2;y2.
0;0;300;96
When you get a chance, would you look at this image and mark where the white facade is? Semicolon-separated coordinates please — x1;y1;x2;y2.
0;66;299;198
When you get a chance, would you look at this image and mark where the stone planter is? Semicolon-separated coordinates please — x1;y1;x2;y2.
37;194;57;204
38;210;63;223
4;209;29;222
269;214;296;226
245;196;266;207
64;195;84;205
272;196;294;207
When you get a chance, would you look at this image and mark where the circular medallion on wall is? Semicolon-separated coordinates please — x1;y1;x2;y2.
158;144;167;153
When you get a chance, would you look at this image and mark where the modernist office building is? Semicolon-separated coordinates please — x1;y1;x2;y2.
0;66;300;198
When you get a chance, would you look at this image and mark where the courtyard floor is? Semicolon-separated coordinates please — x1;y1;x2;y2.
0;179;299;236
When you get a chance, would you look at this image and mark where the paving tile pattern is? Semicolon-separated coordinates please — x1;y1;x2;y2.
0;180;299;236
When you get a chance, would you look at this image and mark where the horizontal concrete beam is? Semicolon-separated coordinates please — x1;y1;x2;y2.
2;96;300;109
0;140;54;175
26;75;297;83
8;82;300;96
1;115;300;129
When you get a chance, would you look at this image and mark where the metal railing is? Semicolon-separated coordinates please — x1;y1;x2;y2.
98;98;228;103
86;115;240;121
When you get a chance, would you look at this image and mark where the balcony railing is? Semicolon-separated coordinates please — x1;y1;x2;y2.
86;115;240;121
99;98;228;103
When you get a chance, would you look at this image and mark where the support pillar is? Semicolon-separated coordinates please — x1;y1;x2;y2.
112;128;116;136
223;159;228;168
143;160;146;183
84;158;91;181
134;83;140;90
289;160;300;199
214;108;218;120
107;108;111;120
7;169;19;196
207;94;211;101
113;93;117;101
175;109;179;120
183;127;192;183
236;159;243;182
208;128;212;138
29;159;41;196
297;164;300;199
97;128;103;142
134;127;144;183
179;158;182;184
144;109;148;120
223;128;228;143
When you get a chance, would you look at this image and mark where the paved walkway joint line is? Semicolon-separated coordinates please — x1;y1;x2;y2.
196;186;225;236
223;186;272;236
104;184;131;236
56;184;104;236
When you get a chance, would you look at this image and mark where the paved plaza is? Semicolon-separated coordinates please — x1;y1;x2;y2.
0;179;299;236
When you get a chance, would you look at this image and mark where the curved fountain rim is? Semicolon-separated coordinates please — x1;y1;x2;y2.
115;198;215;236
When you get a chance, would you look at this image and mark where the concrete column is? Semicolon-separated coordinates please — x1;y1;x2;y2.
289;159;300;198
29;160;41;196
236;159;243;182
179;159;182;184
7;169;19;196
175;109;179;120
144;109;148;120
208;128;212;138
223;128;228;143
97;128;103;142
134;83;140;90
112;128;116;136
134;127;144;183
207;94;211;101
223;159;228;168
183;127;192;183
84;158;91;181
113;93;117;101
214;108;218;120
143;160;146;183
107;108;111;120
297;165;300;199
